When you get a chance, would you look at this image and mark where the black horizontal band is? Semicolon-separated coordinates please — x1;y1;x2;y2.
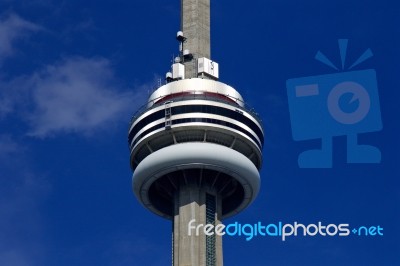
128;104;264;147
129;117;262;152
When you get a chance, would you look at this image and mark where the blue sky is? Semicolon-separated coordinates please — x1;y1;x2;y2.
0;0;399;265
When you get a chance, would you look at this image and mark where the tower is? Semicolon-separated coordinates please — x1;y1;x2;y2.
128;0;264;265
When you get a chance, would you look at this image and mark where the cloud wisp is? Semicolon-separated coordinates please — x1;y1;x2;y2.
0;12;41;63
25;56;140;137
0;12;147;138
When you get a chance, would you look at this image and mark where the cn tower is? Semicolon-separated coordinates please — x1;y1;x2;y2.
128;0;264;265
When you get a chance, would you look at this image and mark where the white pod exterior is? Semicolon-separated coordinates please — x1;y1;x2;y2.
133;142;260;219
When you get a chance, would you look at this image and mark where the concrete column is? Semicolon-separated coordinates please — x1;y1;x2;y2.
173;183;202;266
181;0;211;78
173;181;222;266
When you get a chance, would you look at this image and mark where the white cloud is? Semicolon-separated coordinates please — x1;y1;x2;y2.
0;13;149;138
0;13;41;62
24;56;143;137
0;52;149;138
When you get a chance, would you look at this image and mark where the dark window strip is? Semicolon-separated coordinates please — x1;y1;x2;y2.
129;104;264;146
130;117;262;151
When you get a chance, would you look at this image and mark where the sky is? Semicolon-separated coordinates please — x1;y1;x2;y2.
0;0;399;265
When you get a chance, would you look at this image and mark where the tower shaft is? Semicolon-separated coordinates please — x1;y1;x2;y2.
129;1;264;265
181;0;211;78
173;182;223;266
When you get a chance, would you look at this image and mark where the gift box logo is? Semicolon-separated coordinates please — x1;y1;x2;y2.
286;39;382;168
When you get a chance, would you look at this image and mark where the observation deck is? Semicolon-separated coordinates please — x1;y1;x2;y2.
129;78;264;219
